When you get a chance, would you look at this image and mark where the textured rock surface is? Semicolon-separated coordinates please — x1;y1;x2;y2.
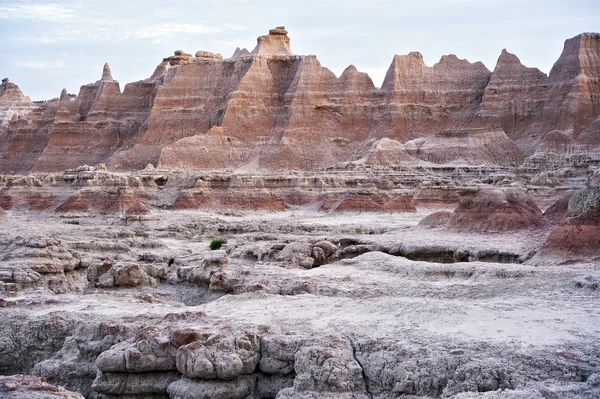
472;33;600;154
533;187;600;263
0;374;85;398
0;78;34;128
446;186;545;232
0;200;598;398
376;51;491;142
406;128;526;166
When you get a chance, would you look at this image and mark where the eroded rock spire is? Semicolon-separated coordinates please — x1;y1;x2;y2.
251;26;293;56
101;63;113;81
59;88;69;102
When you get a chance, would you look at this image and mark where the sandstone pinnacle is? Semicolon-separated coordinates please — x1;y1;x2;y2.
252;26;293;56
59;88;69;102
101;63;113;81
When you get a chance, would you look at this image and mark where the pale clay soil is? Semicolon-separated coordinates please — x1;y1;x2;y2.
1;207;599;398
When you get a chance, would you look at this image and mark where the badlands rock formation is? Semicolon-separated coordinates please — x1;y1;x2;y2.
1;26;600;399
445;186;545;232
0;78;34;128
533;187;600;264
0;29;599;173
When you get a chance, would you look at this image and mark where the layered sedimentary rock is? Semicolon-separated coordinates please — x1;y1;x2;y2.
576;113;600;145
0;78;34;127
31;64;160;172
375;51;491;140
547;33;600;138
0;78;57;173
472;50;549;152
472;33;600;154
405;128;526;166
445;186;545;232
352;138;418;166
1;29;600;174
0;165;159;216
534;187;600;263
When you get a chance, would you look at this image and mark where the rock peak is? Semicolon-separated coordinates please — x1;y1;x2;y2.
101;63;113;81
496;48;521;65
0;77;29;101
60;88;69;102
549;32;600;81
251;26;293;56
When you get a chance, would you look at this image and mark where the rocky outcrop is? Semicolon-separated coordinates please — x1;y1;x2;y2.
472;33;600;154
472;50;549;153
0;78;34;127
252;26;293;55
321;193;417;213
195;50;223;59
418;210;453;228
446;186;545;232
577;113;600;145
406;128;526;166
533;187;600;263
31;64;160;172
548;33;600;138
0;79;56;173
1;30;599;174
376;52;491;142
353;138;417;166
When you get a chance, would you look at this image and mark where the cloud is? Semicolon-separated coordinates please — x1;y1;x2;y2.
128;23;245;39
0;3;75;21
21;61;65;70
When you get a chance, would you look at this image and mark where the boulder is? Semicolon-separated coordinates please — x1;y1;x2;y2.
175;332;260;379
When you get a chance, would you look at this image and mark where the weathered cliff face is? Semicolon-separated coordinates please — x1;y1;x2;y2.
472;50;548;153
472;33;600;154
147;28;379;171
548;33;600;138
1;29;599;174
0;78;34;127
31;64;160;172
0;99;58;174
376;52;491;141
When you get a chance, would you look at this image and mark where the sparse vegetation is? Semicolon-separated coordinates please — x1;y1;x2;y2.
210;238;227;250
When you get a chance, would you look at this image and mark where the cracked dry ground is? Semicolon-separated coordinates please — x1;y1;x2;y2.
1;209;599;399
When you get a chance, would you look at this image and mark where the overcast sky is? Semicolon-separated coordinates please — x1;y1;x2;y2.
0;0;598;100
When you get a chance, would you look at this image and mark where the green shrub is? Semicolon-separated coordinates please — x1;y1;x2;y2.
210;238;227;250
